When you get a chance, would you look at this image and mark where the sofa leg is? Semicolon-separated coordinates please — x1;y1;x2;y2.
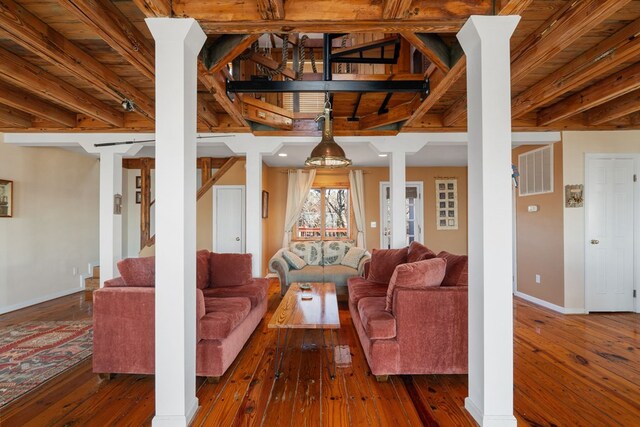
98;373;113;381
375;375;389;383
206;376;220;384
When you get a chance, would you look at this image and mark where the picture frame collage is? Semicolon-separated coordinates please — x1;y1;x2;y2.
435;178;458;230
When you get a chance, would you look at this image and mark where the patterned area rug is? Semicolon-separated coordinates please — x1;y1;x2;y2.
0;321;93;407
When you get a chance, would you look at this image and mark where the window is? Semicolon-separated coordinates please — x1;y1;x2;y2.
296;188;350;239
518;145;554;196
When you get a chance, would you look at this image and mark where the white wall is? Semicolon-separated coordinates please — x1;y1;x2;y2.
562;130;640;311
0;135;100;313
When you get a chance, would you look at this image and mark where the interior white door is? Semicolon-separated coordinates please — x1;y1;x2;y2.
214;186;245;253
380;182;424;249
586;157;635;312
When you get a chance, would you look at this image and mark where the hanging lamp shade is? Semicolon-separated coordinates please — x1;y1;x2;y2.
305;106;352;168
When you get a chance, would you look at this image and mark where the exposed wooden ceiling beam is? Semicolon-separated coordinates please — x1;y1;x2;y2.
586;89;640;125
0;103;32;128
512;17;640;119
203;34;261;73
0;47;123;127
0;81;76;127
123;158;235;170
58;0;155;80
198;157;239;200
382;0;412;20
0;0;155;120
401;33;453;73
197;99;220;129
198;63;249;127
242;96;293;130
538;62;640;126
195;21;464;35
257;0;285;20
359;96;419;130
497;0;536;15
442;0;630;127
131;0;171;17
247;51;297;80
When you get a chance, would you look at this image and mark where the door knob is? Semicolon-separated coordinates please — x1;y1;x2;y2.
591;239;599;245
235;237;240;241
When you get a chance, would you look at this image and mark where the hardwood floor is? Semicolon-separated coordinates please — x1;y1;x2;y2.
1;282;639;426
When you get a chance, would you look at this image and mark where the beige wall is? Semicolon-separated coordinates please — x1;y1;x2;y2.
562;131;640;310
513;143;565;307
0;137;100;313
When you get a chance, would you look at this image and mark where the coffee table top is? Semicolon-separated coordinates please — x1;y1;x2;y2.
268;282;340;329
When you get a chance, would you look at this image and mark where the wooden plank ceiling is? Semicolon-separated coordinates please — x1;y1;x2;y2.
0;0;639;134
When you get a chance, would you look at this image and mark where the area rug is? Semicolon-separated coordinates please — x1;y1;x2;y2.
0;321;93;407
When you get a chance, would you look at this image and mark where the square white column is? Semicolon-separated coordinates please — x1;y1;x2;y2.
146;17;206;427
458;15;520;427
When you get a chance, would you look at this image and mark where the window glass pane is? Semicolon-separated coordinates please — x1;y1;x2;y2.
297;189;322;239
324;188;349;239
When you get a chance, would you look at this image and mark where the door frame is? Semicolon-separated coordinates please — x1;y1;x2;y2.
212;185;246;253
584;153;640;313
379;181;424;248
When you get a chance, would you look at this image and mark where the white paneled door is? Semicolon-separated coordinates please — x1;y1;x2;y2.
585;156;635;312
214;185;245;253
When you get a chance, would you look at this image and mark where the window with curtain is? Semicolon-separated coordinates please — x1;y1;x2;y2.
296;188;350;239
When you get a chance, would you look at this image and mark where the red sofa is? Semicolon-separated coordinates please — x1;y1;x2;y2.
93;250;268;381
348;242;468;380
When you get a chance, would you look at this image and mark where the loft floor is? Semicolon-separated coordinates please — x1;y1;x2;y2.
1;280;639;426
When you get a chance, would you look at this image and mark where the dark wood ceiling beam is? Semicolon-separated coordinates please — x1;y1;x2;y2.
196;21;465;35
442;0;629;127
242;96;293;130
257;0;285;20
538;62;640;126
131;0;171;17
382;0;412;19
359;96;419;130
586;89;640;125
0;47;123;127
401;33;454;73
0;81;76;127
58;0;156;80
203;34;261;73
0;103;32;128
512;17;640;119
0;0;155;120
198;63;249;127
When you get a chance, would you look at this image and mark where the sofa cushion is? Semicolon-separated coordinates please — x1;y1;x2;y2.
386;258;446;311
289;241;322;266
287;265;324;283
341;247;367;269
117;256;155;287
209;252;252;287
199;297;251;340
437;251;469;287
348;276;389;305
283;250;307;270
407;241;437;263
322;240;353;265
367;248;408;284
201;279;268;308
196;250;210;289
358;297;397;340
323;264;361;288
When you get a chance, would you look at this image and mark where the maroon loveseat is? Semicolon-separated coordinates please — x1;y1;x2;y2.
348;242;468;380
93;250;268;381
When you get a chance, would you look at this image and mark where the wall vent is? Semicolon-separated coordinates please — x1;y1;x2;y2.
518;145;554;196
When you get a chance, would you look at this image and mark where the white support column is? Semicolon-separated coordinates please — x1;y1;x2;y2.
146;18;206;427
225;137;282;276
80;143;141;286
370;138;427;249
458;15;520;427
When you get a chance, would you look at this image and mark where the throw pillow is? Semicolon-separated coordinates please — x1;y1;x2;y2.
341;246;367;269
437;251;469;286
117;256;155;287
209;252;252;287
407;241;437;263
196;250;210;289
283;250;307;270
322;240;353;265
289;241;322;266
367;247;408;284
385;258;446;311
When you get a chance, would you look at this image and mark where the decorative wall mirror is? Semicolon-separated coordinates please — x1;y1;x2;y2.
0;179;13;218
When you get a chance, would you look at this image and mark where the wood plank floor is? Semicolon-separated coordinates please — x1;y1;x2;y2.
1;282;639;426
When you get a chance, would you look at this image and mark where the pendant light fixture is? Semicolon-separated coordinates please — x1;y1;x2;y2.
305;95;352;168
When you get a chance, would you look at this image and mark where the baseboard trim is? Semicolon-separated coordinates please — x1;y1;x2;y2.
0;286;84;315
265;273;278;279
465;397;517;427
151;398;199;427
514;291;586;314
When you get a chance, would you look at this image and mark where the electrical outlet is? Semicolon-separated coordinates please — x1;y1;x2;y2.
370;221;377;228
535;274;541;284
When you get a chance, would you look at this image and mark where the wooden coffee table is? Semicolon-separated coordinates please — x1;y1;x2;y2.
268;282;340;379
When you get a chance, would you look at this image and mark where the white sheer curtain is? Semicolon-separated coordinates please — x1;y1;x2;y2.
282;169;317;247
349;170;366;249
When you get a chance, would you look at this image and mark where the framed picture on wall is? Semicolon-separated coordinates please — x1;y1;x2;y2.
136;176;142;189
262;191;269;219
136;191;142;204
435;178;458;230
0;179;13;218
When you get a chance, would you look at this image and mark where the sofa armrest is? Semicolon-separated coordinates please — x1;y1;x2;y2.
358;254;371;277
269;249;290;295
104;277;126;288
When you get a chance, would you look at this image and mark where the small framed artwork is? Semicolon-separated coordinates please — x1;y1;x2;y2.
565;184;583;208
136;191;142;204
136;176;142;189
262;190;269;219
436;178;458;230
0;179;13;218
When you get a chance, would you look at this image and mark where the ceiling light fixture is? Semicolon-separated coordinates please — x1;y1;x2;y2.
305;96;351;168
278;153;288;157
121;99;135;112
378;153;388;157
